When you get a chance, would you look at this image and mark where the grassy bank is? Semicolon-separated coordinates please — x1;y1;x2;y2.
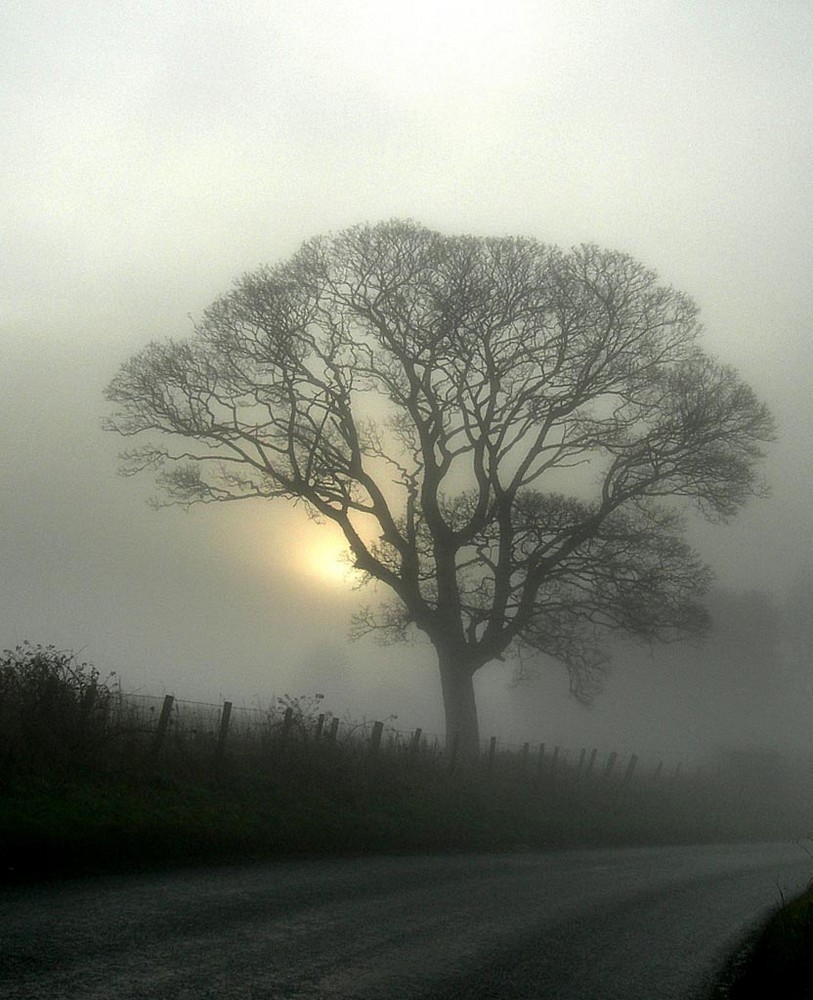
1;738;802;881
708;885;813;999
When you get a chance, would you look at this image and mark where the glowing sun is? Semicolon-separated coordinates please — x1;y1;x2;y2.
301;535;356;587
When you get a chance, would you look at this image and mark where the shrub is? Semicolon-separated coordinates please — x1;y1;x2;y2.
0;642;114;785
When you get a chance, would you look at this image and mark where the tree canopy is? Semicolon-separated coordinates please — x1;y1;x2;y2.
106;220;774;751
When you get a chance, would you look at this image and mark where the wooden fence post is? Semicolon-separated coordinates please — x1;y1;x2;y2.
536;742;546;779
586;747;598;778
326;717;339;743
314;713;325;741
369;720;384;753
214;700;232;768
280;706;293;745
622;753;638;786
603;751;617;781
410;727;423;757
151;694;174;761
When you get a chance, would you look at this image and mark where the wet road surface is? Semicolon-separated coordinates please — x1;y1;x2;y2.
2;843;810;999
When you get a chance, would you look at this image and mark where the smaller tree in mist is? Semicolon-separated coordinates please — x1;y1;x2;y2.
105;221;774;754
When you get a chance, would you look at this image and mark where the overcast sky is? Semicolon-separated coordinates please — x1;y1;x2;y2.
2;1;811;758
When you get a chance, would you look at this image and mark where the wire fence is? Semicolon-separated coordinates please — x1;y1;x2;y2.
6;678;806;847
106;688;685;791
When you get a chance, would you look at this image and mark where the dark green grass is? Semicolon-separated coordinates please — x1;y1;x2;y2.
707;885;813;999
0;734;789;883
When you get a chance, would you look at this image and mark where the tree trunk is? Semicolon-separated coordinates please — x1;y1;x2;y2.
437;650;480;758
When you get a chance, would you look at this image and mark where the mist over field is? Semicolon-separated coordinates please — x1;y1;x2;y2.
2;1;812;773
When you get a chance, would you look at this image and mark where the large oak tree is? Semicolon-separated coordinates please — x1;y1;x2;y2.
106;220;774;753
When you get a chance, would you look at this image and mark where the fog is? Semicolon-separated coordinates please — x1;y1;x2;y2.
2;1;812;768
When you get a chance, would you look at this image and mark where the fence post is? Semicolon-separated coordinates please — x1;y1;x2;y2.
487;735;497;771
622;753;638;786
586;747;598;778
280;706;293;745
536;742;546;778
151;694;174;762
369;720;384;754
520;742;530;774
314;713;325;741
214;700;232;769
603;750;617;781
653;760;664;781
326;716;340;743
410;727;423;757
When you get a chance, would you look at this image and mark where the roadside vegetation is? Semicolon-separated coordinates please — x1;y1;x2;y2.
708;884;813;999
2;643;811;884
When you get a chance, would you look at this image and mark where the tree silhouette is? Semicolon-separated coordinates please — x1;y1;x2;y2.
105;220;774;753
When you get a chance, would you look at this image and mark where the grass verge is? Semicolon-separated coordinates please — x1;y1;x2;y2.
708;885;813;999
0;742;784;884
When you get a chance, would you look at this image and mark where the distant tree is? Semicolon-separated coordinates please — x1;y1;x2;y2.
707;589;781;679
783;567;813;677
105;220;774;754
703;589;782;744
662;588;782;747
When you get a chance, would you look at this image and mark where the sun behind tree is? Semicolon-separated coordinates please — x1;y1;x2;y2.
301;533;356;587
105;220;774;755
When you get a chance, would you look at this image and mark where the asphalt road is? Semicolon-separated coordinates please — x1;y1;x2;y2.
2;843;810;999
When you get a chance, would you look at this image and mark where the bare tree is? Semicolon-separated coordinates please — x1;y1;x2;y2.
105;220;774;754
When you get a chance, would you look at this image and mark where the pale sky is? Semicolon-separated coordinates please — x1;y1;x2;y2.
2;1;811;757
